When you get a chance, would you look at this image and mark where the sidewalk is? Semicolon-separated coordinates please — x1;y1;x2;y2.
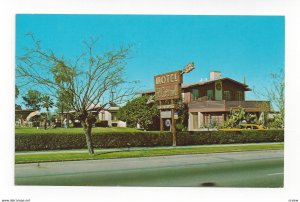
15;142;283;155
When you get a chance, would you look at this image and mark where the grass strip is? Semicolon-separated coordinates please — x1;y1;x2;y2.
15;143;284;164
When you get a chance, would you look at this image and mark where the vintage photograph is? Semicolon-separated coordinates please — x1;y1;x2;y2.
15;14;284;187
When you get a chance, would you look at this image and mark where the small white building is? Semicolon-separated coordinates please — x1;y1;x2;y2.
98;107;126;127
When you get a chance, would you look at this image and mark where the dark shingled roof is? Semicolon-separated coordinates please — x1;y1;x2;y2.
139;77;251;94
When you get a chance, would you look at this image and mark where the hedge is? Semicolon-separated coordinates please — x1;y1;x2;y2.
95;121;109;127
15;130;284;151
176;130;284;145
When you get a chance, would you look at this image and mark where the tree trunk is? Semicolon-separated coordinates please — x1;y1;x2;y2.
44;110;48;130
44;118;47;130
61;105;64;128
82;122;94;154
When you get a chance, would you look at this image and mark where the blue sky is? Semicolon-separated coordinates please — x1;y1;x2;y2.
16;14;284;102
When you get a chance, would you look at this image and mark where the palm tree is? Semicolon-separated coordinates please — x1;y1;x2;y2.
41;95;54;129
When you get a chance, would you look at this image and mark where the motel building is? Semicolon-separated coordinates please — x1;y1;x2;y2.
141;71;270;131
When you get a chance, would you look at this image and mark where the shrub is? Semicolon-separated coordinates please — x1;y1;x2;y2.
73;122;82;128
95;121;108;127
15;130;284;151
32;121;40;127
176;130;284;146
55;122;62;128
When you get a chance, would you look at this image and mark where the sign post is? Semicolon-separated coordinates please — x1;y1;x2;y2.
154;63;195;147
171;100;176;146
154;70;182;146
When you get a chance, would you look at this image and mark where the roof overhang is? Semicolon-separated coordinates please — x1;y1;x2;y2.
139;77;251;94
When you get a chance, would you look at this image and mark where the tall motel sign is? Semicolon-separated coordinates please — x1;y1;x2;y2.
154;63;195;146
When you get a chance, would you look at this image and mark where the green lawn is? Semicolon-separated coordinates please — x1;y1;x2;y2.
15;143;283;164
15;127;141;134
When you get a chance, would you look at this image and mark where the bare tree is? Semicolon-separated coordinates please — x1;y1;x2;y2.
254;68;284;128
17;34;138;154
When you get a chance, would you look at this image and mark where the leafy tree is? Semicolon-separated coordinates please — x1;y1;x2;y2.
118;97;188;131
15;85;22;110
117;96;159;130
15;104;22;110
22;89;42;110
15;85;19;99
17;34;138;154
56;89;75;124
175;101;189;131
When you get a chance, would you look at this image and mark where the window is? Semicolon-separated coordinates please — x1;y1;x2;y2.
207;90;214;100
111;112;118;121
223;91;231;100
192;88;200;101
235;91;243;101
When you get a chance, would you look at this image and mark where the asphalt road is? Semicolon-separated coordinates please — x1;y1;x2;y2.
15;150;283;187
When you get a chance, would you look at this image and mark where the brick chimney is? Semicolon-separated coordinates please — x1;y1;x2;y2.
210;71;221;80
